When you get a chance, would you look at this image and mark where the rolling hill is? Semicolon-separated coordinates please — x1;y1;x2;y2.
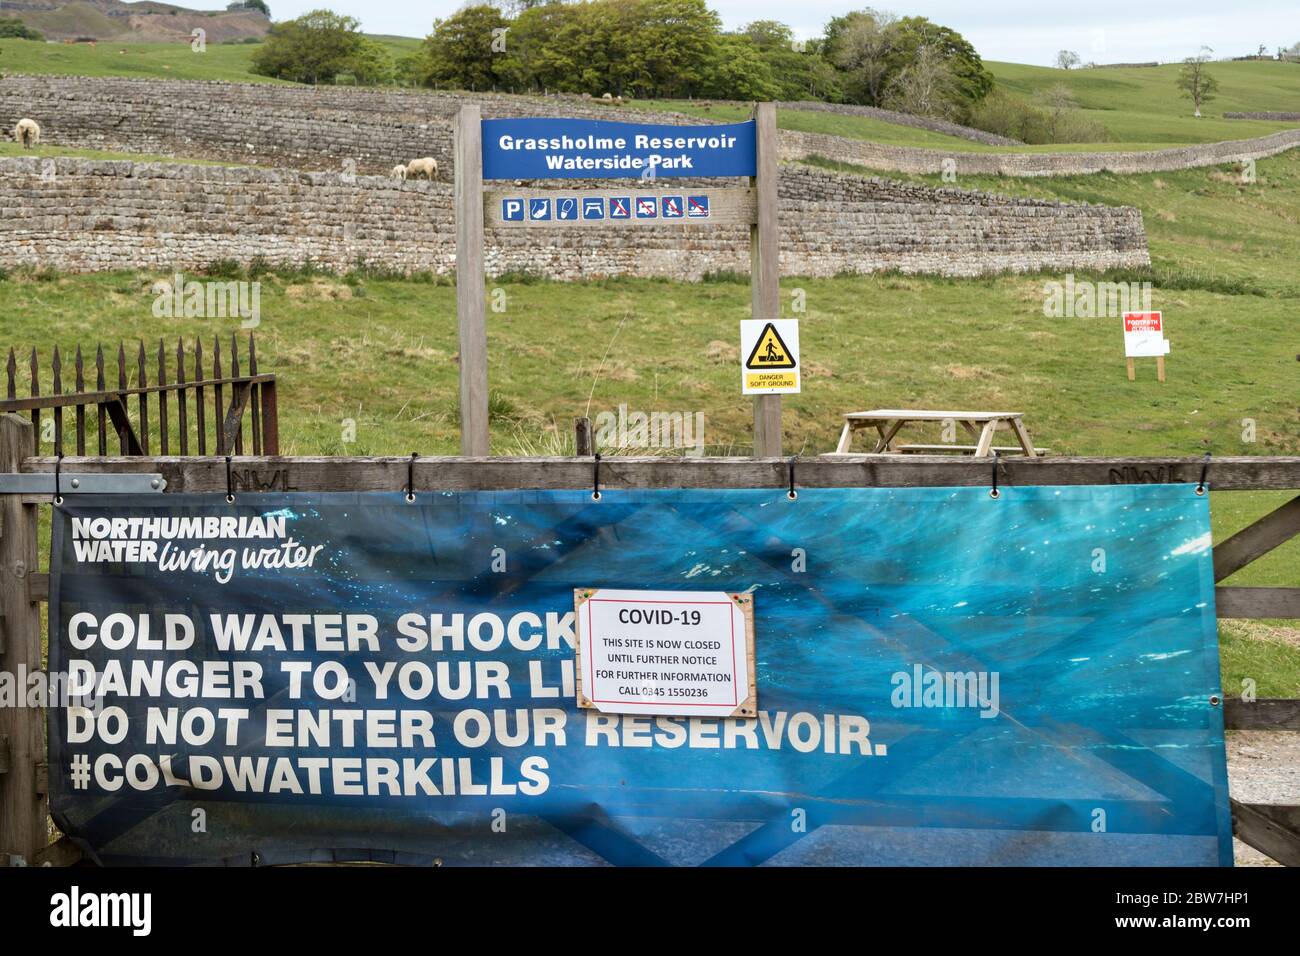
4;0;269;43
989;59;1300;144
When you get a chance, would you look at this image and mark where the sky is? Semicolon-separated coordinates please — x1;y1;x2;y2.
229;1;1299;67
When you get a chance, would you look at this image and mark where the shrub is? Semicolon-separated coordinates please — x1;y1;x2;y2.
0;17;44;41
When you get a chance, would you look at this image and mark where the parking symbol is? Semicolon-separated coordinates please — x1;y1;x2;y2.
686;195;710;218
662;196;684;218
556;197;579;220
635;196;658;218
582;197;605;220
529;198;552;221
609;197;631;219
502;198;525;222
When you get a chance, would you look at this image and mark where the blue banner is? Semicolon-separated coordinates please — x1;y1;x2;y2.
480;118;757;180
47;486;1231;866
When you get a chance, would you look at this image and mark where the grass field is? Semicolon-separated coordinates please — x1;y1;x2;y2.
0;37;285;83
990;60;1300;144
633;95;1296;152
0;35;421;82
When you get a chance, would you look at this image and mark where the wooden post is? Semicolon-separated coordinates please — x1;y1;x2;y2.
750;103;781;458
455;105;490;457
574;417;594;457
1126;357;1135;381
1157;355;1166;382
0;413;46;863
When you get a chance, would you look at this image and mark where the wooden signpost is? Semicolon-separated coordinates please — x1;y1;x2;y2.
454;106;489;457
749;103;781;458
456;103;783;458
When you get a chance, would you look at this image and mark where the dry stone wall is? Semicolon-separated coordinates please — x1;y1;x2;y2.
772;100;1022;145
0;157;1149;279
780;128;1300;176
0;74;696;176
3;75;1294;180
1223;112;1300;121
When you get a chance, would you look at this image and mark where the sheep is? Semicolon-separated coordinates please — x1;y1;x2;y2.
15;118;40;148
405;157;438;181
391;164;408;181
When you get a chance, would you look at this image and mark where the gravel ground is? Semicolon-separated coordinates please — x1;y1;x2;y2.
1227;730;1299;866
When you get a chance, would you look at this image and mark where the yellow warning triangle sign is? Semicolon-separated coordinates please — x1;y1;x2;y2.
745;322;796;369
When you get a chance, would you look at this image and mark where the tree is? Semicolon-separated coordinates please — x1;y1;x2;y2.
1037;83;1076;141
885;17;993;106
344;38;396;85
1055;50;1080;70
698;34;781;100
228;0;271;15
824;10;992;115
416;5;511;91
488;0;722;98
744;25;843;101
824;9;898;105
884;44;960;118
0;16;44;40
741;20;794;51
250;10;390;85
623;0;722;98
1176;47;1218;117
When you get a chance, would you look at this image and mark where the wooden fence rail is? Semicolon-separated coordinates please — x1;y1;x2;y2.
3;428;1297;866
2;333;278;459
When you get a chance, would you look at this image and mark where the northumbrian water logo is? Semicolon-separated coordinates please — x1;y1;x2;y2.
70;514;323;584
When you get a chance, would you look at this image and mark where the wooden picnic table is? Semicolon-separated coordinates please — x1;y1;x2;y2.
823;409;1047;458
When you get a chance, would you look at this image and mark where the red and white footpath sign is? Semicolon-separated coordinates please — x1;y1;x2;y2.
1123;311;1170;358
574;588;756;718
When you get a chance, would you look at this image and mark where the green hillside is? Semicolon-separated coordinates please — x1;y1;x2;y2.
989;59;1300;143
0;35;418;82
0;37;283;82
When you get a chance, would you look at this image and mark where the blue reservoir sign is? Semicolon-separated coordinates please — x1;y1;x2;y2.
481;117;757;180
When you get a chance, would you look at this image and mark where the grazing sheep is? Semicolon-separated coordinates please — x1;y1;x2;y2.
391;164;408;181
405;157;438;181
15;118;40;148
601;92;613;100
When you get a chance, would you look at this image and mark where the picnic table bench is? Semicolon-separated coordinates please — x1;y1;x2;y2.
822;409;1048;458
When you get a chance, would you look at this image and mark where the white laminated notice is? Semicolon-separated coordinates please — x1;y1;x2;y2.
574;588;756;717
